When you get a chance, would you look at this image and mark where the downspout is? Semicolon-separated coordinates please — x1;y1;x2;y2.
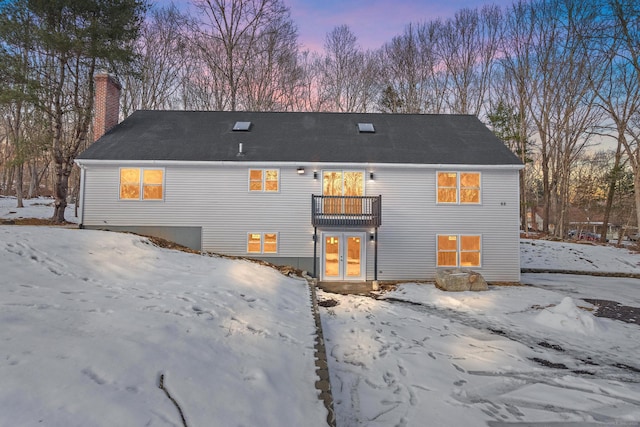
374;228;378;282
313;227;317;279
78;165;86;228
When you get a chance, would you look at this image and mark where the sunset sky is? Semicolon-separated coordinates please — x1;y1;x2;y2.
283;0;504;50
162;0;505;51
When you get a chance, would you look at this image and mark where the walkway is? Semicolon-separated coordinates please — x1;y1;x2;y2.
317;281;375;295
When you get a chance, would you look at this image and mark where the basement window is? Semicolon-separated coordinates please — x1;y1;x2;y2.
357;123;375;133
247;232;278;254
437;234;481;267
233;121;252;131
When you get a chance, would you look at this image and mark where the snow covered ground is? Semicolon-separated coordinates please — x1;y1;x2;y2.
1;196;640;426
0;196;78;223
321;242;640;426
0;226;324;426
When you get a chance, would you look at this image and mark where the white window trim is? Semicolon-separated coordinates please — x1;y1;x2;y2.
248;168;280;193
247;232;279;254
118;167;165;201
436;234;482;268
436;171;482;205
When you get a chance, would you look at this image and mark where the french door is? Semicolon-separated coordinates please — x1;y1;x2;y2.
322;232;366;281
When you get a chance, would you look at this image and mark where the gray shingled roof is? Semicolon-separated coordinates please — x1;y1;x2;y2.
77;110;522;166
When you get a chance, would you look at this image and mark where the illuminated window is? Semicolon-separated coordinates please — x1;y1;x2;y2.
437;172;480;204
143;169;163;200
120;168;140;199
460;235;481;267
265;170;278;192
437;235;458;267
249;170;263;191
247;233;262;253
322;170;364;214
460;173;480;203
264;233;277;253
249;169;279;192
437;234;481;267
437;172;457;203
247;232;278;254
120;168;163;200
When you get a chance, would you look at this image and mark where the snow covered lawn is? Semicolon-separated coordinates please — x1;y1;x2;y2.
1;197;640;426
0;226;325;426
319;240;640;426
0;196;78;223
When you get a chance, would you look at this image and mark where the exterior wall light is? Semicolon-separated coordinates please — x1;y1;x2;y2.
297;167;305;175
369;172;374;180
313;171;318;180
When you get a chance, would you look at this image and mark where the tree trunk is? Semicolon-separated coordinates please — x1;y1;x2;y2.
4;166;15;196
542;158;550;233
51;59;67;223
15;163;24;207
27;161;38;198
52;159;71;223
601;139;622;243
635;172;640;235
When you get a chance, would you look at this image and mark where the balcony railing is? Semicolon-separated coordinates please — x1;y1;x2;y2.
312;195;381;227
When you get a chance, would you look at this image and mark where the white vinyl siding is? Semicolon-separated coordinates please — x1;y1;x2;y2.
372;167;519;282
82;164;313;258
80;163;520;282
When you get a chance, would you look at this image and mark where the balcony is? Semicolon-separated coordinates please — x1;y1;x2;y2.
311;195;381;227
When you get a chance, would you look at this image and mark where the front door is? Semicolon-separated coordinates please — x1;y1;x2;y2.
322;232;366;281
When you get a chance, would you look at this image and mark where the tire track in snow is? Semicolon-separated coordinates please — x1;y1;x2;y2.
381;296;640;383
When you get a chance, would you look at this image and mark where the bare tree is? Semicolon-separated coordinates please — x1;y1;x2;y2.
292;50;327;111
435;6;502;116
525;0;605;236
182;37;231;110
120;4;189;117
320;25;362;112
585;1;640;241
318;25;380;112
608;0;640;232
240;12;302;111
496;0;538;231
191;0;293;111
379;22;441;113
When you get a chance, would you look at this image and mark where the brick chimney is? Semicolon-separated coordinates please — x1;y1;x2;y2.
93;72;121;142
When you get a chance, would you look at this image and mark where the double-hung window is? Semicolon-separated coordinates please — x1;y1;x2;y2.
249;169;279;192
119;168;164;200
437;172;480;204
247;232;278;254
437;234;481;267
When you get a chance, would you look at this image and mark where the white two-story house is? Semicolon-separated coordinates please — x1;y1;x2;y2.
75;75;523;284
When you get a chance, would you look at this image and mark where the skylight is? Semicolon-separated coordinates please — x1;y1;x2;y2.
233;121;252;131
357;123;375;133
